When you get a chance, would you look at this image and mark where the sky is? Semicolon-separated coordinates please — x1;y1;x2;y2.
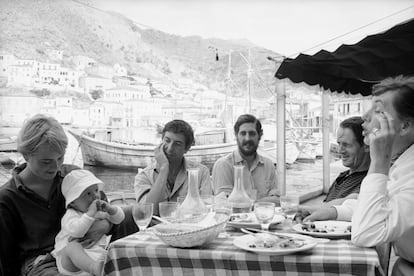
93;0;413;57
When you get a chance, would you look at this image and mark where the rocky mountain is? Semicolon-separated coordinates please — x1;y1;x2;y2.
0;0;282;99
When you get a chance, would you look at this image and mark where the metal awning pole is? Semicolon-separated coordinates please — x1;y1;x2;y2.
322;89;331;193
276;78;286;196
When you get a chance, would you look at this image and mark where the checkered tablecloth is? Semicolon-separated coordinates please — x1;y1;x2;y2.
103;232;383;276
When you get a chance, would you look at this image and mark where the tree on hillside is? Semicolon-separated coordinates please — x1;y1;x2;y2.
30;88;51;97
90;89;104;100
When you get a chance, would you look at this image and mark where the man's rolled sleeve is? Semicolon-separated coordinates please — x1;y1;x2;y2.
334;199;356;221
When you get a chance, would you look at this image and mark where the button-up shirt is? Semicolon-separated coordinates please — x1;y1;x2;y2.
134;157;212;203
335;144;414;263
212;150;278;200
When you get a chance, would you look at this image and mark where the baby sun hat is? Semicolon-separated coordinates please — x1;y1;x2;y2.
62;169;103;207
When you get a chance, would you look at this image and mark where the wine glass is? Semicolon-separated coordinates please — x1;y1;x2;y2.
132;202;153;231
253;202;275;230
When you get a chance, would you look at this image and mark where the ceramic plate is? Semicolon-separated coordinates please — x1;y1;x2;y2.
233;233;317;255
228;212;285;229
292;220;351;238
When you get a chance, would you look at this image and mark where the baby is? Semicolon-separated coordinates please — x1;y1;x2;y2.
52;169;125;275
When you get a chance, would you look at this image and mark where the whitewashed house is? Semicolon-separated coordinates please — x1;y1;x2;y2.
211;95;247;126
124;99;164;128
332;97;371;131
58;67;83;88
86;65;114;79
71;55;96;71
130;76;149;86
113;63;127;77
104;85;149;102
8;64;36;86
162;99;202;122
55;96;73;124
72;99;91;127
0;90;42;125
113;76;133;87
194;89;224;119
38;62;61;84
40;95;73;124
0;53;15;77
89;99;123;128
79;75;115;94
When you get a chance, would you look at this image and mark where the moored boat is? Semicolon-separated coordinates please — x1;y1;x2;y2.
68;129;236;171
0;136;17;152
259;141;299;165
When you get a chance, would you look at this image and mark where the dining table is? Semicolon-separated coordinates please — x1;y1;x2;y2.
103;227;384;276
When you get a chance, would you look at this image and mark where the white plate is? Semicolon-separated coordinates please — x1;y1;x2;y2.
228;213;285;229
292;220;351;238
233;233;317;255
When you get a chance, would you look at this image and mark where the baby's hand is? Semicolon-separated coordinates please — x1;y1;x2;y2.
96;200;117;216
94;211;109;220
86;199;99;217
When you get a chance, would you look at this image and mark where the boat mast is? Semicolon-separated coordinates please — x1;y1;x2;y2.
223;50;233;142
247;48;252;113
239;49;253;113
225;49;232;120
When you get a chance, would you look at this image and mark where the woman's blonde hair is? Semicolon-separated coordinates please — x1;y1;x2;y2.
17;114;68;157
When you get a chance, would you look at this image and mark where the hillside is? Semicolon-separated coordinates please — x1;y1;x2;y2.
0;0;282;99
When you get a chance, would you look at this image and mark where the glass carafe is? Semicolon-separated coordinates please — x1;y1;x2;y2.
177;168;208;222
227;164;252;213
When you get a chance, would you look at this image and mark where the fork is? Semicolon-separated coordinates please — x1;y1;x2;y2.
242;228;330;243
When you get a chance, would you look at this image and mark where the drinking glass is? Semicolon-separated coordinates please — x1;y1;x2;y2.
201;195;214;212
212;199;232;238
280;194;300;220
253;202;275;230
177;196;186;206
159;201;178;222
132;202;153;231
212;195;232;216
249;189;258;202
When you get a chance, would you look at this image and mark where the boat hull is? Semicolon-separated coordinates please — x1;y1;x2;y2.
0;137;17;152
68;129;236;171
259;142;299;165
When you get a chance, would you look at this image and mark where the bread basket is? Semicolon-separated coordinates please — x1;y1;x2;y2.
152;213;228;248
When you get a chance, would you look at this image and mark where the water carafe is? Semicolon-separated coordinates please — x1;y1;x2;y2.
227;164;252;213
177;168;208;222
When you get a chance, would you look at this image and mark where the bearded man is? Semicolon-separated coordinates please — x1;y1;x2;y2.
212;114;279;204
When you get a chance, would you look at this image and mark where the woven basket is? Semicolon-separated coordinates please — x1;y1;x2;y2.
153;213;228;248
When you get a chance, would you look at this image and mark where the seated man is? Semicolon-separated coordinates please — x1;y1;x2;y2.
302;116;370;211
134;120;212;215
298;76;414;275
212;114;279;204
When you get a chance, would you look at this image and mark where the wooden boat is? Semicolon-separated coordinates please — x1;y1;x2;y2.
68;129;236;170
0;136;17;152
259;141;299;165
